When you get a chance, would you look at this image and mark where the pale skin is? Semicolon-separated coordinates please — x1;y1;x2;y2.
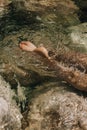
19;41;51;59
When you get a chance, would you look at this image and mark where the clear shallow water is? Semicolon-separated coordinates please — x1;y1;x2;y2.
0;2;87;130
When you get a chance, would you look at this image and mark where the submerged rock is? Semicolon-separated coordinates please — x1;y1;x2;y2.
67;22;87;52
10;0;80;26
0;75;22;130
0;0;87;129
0;0;10;16
12;0;78;12
26;83;87;130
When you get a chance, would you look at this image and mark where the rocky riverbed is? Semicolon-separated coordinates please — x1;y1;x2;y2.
0;0;87;130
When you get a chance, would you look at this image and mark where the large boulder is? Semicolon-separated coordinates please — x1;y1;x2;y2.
25;83;87;130
0;75;22;130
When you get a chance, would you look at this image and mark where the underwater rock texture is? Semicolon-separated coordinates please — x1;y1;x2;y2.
26;84;87;130
67;23;87;52
0;75;22;130
0;0;87;129
12;0;78;12
11;0;79;26
0;0;10;16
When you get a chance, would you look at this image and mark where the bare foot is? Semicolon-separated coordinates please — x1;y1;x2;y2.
20;41;36;51
34;46;51;59
20;41;51;59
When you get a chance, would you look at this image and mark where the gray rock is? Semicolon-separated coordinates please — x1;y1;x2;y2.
26;84;87;130
67;23;87;53
0;75;22;130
